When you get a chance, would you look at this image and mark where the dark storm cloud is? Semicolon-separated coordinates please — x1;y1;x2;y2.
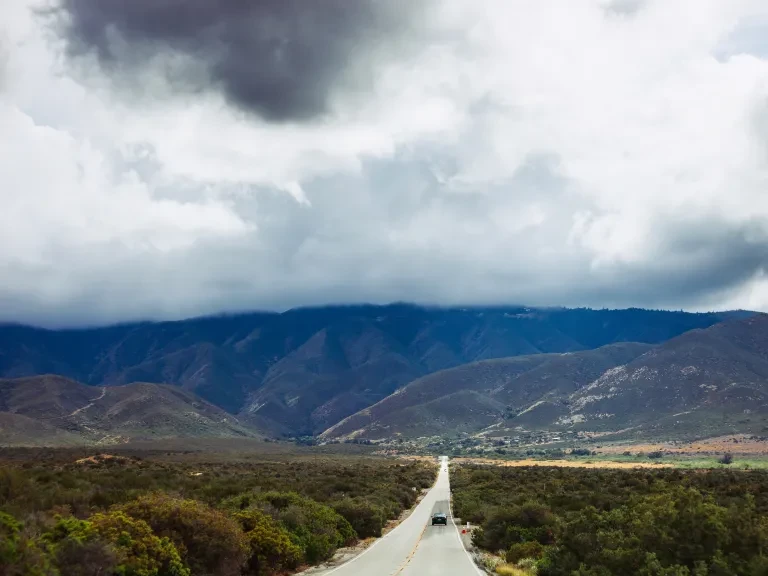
54;0;427;121
584;216;768;308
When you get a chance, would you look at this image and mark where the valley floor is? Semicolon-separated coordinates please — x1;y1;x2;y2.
595;433;768;456
5;437;768;575
0;441;437;576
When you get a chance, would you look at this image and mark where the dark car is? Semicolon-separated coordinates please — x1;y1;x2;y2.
431;512;448;526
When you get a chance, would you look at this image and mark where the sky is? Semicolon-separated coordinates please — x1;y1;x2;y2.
3;0;768;327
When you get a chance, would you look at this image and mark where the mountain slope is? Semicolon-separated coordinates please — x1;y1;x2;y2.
0;305;746;435
0;412;83;447
323;342;652;439
242;320;427;435
327;314;768;442
550;314;768;439
0;375;258;446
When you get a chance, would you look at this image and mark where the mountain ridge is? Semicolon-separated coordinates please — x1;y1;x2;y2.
0;305;752;437
322;341;653;439
324;314;768;442
0;374;258;446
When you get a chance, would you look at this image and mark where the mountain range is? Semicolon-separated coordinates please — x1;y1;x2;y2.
0;305;757;444
325;314;768;443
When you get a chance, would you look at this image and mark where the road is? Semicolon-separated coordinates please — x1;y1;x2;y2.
318;456;481;576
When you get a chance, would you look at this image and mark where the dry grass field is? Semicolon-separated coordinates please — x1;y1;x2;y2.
596;434;768;456
452;457;671;469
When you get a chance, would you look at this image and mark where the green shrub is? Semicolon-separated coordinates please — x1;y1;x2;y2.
474;502;556;550
452;464;768;576
231;508;301;575
0;450;437;575
89;511;189;576
0;511;22;565
506;541;545;564
41;516;119;576
0;469;27;508
331;498;387;538
516;557;539;571
119;494;248;576
0;512;56;576
226;491;355;564
40;512;189;576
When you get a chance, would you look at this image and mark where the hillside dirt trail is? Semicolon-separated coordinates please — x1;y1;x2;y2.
67;387;107;417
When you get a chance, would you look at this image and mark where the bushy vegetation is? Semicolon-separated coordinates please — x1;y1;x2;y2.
230;508;301;575
0;448;436;575
222;491;355;564
118;494;248;576
452;464;768;575
40;512;190;576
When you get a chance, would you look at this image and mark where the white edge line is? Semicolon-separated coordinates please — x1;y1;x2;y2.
319;459;442;576
447;459;485;576
318;528;385;576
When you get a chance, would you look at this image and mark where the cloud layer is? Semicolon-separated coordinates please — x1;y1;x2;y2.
55;0;430;121
3;0;768;327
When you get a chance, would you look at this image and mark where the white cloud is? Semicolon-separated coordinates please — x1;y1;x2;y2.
3;0;768;326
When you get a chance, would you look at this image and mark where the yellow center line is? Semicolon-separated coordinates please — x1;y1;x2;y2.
391;521;430;575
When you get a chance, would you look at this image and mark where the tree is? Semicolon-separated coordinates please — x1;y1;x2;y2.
232;508;301;575
331;498;387;538
40;516;119;576
40;512;189;576
119;494;248;576
224;491;355;564
89;511;189;576
0;512;56;576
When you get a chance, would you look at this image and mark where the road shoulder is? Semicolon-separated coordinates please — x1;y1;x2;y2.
296;477;435;574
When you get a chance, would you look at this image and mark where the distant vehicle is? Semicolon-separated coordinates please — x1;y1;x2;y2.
431;512;448;526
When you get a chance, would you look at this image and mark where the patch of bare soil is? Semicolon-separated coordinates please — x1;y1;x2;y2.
597;434;768;456
74;453;132;465
454;457;672;469
394;454;437;463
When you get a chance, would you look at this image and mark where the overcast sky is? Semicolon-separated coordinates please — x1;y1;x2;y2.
3;0;768;327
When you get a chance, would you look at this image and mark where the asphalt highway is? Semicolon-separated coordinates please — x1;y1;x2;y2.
318;456;481;576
